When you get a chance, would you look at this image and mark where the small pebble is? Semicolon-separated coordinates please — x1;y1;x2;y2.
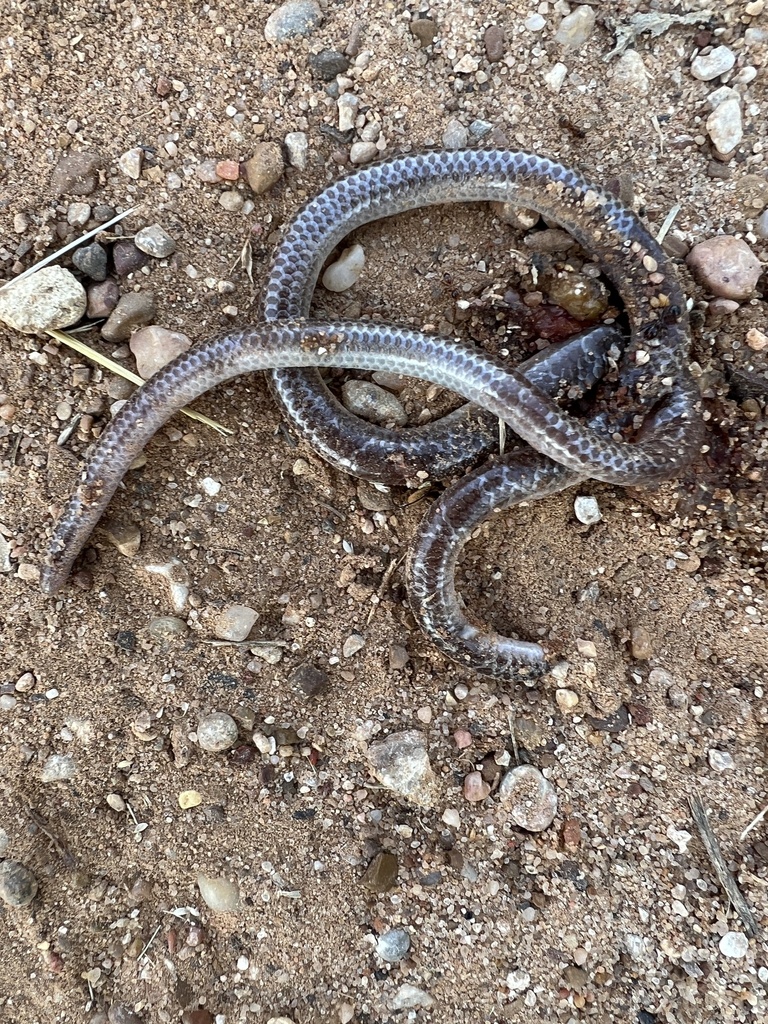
367;730;436;808
746;328;768;351
130;326;192;378
687;236;761;300
134;224;176;258
214;605;258;642
463;771;491;803
87;278;120;318
308;49;349;80
107;1004;144;1024
719;931;749;959
244;143;284;194
341;379;407;426
376;928;411;963
389;985;434;1011
554;6;596;49
284;131;309;170
0;860;38;907
66;202;90;228
544;62;568;93
548;272;608;320
15;672;36;692
40;753;77;782
453;729;472;750
556;688;579;712
112;239;149;276
349;141;378;165
706;97;743;155
337;93;359;133
290;663;329;696
708;749;735;772
360;852;398;892
484;25;506;61
498;765;558;832
103;522;141;557
73;242;108;281
410;18;437;47
215;159;240;181
264;0;323;43
118;147;143;180
101;292;156;342
524;227;575;253
523;14;546;32
342;633;365;658
388;644;410;670
178;790;203;809
576;639;597;658
454;54;479;75
148;616;188;640
106;793;126;812
611;50;649;95
442;119;468;150
691;46;736;81
323;244;366;292
51;150;101;196
630;624;654;660
219;191;244;213
574;495;602;525
197;712;239;753
0;267;86;334
197;873;240;912
755;208;768;239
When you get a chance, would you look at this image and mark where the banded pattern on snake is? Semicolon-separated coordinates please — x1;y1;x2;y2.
41;150;700;680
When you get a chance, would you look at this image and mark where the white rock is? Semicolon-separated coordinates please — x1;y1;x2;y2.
197;712;239;752
554;6;596;49
574;495;602;525
544;62;568;93
341;379;407;425
442;118;469;150
264;0;323;43
144;556;190;613
130;326;191;378
719;931;749;959
134;224;176;258
342;632;365;658
367;730;437;808
0;267;86;334
453;53;479;74
214;604;258;642
337;93;359;133
506;969;531;992
376;928;411;963
40;754;77;782
197;872;240;912
349;141;378;165
498;764;557;831
611;50;649;95
284;131;309;170
388;984;434;1010
524;14;546;32
708;748;735;772
706;97;743;155
707;85;739;110
118;147;143;179
322;244;365;292
691;46;736;81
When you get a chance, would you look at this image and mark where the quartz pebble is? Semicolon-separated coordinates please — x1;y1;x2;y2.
148;616;188;640
442;119;468;150
0;267;86;334
687;237;761;300
706;97;743;155
0;860;38;907
463;770;491;803
197;712;239;752
349;141;378;165
144;557;190;613
719;931;749;959
360;851;398;892
103;522;141;557
498;765;557;831
389;985;434;1011
367;730;437;807
341;380;407;426
106;793;126;812
556;688;579;712
611;50;649;95
118;147;143;180
337;93;359;132
322;244;365;292
130;326;191;378
41;753;77;782
220;191;244;213
708;749;735;772
574;495;601;525
134;224;176;258
101;292;156;342
376;928;411;963
342;633;365;658
244;143;284;194
284;131;309;170
544;63;568;93
691;46;736;81
197;873;240;912
554;6;596;49
214;605;258;642
264;0;323;43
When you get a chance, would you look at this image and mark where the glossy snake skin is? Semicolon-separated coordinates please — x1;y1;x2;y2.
42;151;700;680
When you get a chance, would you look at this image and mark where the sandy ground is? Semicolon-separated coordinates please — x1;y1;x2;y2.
1;1;767;1022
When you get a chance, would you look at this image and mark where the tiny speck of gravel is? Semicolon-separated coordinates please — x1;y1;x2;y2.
197;712;239;753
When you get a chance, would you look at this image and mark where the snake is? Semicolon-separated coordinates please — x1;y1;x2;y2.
41;150;700;680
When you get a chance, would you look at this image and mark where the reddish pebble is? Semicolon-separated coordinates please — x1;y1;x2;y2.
454;729;473;750
463;770;491;803
562;817;581;848
215;159;240;181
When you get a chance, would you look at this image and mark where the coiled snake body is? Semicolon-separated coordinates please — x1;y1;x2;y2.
42;150;700;680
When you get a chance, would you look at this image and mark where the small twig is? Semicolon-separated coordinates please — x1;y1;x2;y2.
25;806;78;869
740;802;768;843
689;791;760;939
366;553;405;626
47;329;233;436
656;203;682;246
138;923;163;962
